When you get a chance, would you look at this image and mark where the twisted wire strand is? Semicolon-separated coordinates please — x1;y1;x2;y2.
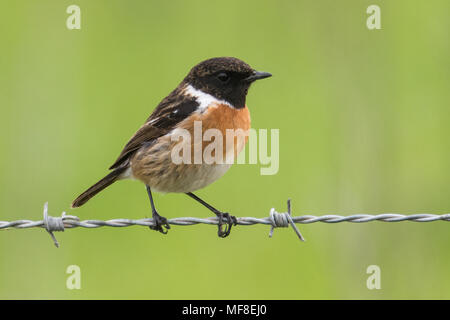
1;201;449;247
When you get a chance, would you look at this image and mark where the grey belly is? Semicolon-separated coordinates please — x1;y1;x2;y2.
128;139;232;193
151;163;232;193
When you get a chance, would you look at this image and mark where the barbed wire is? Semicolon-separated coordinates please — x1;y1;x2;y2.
1;200;449;247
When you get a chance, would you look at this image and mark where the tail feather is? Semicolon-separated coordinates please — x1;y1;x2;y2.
71;167;127;208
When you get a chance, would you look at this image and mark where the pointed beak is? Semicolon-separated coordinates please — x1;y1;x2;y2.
244;71;272;83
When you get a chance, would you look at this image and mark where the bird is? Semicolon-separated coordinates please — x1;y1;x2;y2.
71;57;272;237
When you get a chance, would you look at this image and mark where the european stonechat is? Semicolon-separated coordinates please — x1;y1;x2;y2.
72;57;271;237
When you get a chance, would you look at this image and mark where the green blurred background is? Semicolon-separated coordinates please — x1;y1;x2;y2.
1;0;449;299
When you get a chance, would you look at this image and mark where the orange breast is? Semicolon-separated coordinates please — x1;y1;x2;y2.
177;103;251;162
201;104;251;132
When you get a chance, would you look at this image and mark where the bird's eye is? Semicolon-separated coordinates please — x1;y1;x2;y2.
216;72;230;83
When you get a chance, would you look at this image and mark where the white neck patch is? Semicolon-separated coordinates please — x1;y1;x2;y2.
185;85;233;112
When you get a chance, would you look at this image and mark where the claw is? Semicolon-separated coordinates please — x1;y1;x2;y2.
217;212;236;238
150;212;170;234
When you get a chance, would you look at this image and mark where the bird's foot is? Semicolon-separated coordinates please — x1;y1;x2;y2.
150;211;170;234
216;212;237;238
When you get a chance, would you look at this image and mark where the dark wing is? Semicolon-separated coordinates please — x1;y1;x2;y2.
109;87;199;170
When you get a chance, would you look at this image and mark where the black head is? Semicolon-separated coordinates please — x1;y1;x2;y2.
183;57;271;109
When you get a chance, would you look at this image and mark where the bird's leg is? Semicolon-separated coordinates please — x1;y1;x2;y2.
185;192;237;238
146;185;170;234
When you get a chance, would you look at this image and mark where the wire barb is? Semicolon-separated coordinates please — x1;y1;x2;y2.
42;202;80;247
269;199;305;241
1;201;450;247
43;202;64;247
